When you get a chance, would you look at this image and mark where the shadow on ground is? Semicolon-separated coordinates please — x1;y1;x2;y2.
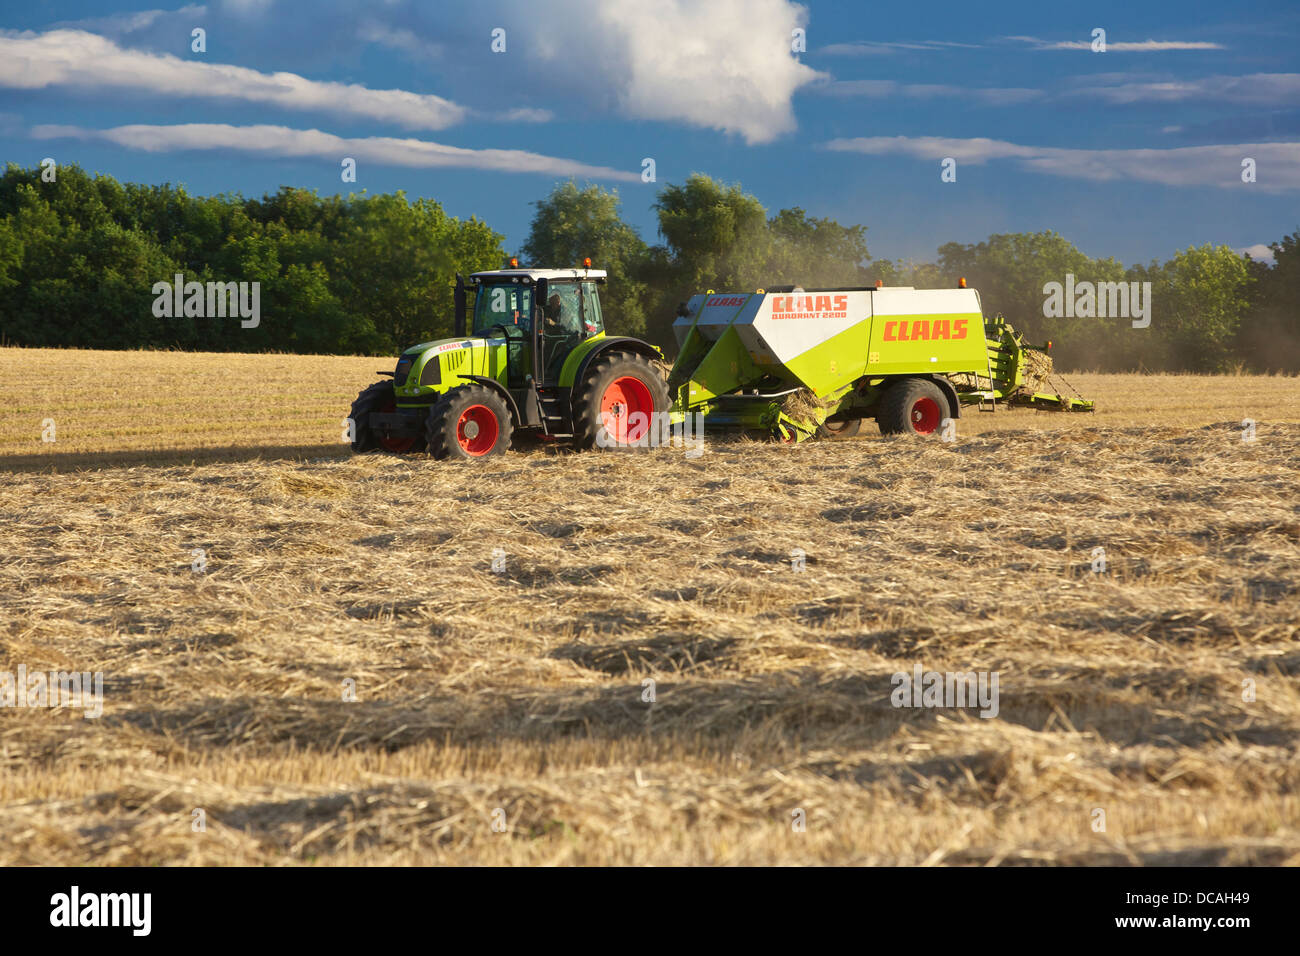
0;443;352;472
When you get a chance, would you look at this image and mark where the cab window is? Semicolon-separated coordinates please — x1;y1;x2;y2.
473;283;533;335
579;281;604;336
543;282;581;336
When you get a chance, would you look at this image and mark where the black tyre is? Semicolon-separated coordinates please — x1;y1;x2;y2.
571;350;672;450
426;384;514;461
818;417;862;440
878;378;950;436
349;380;426;454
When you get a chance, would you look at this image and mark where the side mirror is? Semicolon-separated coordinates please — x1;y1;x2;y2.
676;302;691;318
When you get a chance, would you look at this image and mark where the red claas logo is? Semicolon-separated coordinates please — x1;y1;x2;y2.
706;296;747;307
770;294;849;318
882;318;969;341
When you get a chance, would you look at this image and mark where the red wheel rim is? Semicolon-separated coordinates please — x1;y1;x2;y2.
910;397;941;434
600;376;654;443
456;404;499;456
378;398;417;453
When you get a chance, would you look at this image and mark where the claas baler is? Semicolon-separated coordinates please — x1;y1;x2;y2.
668;283;1092;441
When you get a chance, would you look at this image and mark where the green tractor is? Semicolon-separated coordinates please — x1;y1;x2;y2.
349;264;670;459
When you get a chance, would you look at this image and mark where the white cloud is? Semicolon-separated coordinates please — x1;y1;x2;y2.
1006;35;1224;51
9;1;823;145
30;122;640;181
358;21;445;61
824;136;1040;164
0;29;469;131
812;79;1042;105
1239;244;1276;263
49;5;208;37
823;135;1300;191
1068;73;1300;105
220;0;275;15
492;108;555;124
819;39;981;55
506;0;824;144
811;70;1299;110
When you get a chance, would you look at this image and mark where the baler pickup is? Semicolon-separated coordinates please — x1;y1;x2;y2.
954;315;1095;413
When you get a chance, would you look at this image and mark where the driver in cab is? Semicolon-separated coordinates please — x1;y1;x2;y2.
542;292;581;379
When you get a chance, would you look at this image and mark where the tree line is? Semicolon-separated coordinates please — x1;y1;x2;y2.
1;162;1295;372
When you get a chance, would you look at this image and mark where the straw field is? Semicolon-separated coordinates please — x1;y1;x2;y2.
1;346;1298;865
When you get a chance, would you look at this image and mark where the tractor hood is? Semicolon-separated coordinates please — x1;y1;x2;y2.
403;336;473;357
393;335;508;400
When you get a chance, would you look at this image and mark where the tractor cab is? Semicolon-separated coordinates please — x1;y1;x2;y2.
462;267;606;387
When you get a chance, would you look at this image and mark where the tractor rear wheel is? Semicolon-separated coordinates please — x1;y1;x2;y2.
349;380;426;454
818;417;862;440
878;378;949;436
426;384;514;460
571;350;671;450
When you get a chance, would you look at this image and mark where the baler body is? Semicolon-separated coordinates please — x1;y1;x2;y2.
668;285;1091;439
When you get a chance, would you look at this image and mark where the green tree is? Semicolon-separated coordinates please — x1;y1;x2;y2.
938;232;1127;368
1138;244;1254;372
0;216;21;295
765;207;870;288
863;257;945;289
647;175;877;348
1238;230;1300;372
0;160;1279;372
0;166;505;355
654;174;771;294
521;181;650;336
330;192;503;352
0;179;179;349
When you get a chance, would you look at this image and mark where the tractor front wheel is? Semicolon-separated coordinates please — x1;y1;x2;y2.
571;350;671;450
349;380;426;454
426;384;514;460
878;378;949;436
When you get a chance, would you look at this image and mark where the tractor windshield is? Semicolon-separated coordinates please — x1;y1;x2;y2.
473;283;533;336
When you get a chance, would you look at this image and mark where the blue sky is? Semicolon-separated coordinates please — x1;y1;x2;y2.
2;0;1297;267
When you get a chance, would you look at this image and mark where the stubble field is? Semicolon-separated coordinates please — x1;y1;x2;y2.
1;346;1298;865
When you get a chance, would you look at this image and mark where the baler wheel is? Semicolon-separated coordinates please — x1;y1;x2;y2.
348;380;426;454
818;418;862;440
572;350;671;450
878;378;949;436
426;384;514;460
